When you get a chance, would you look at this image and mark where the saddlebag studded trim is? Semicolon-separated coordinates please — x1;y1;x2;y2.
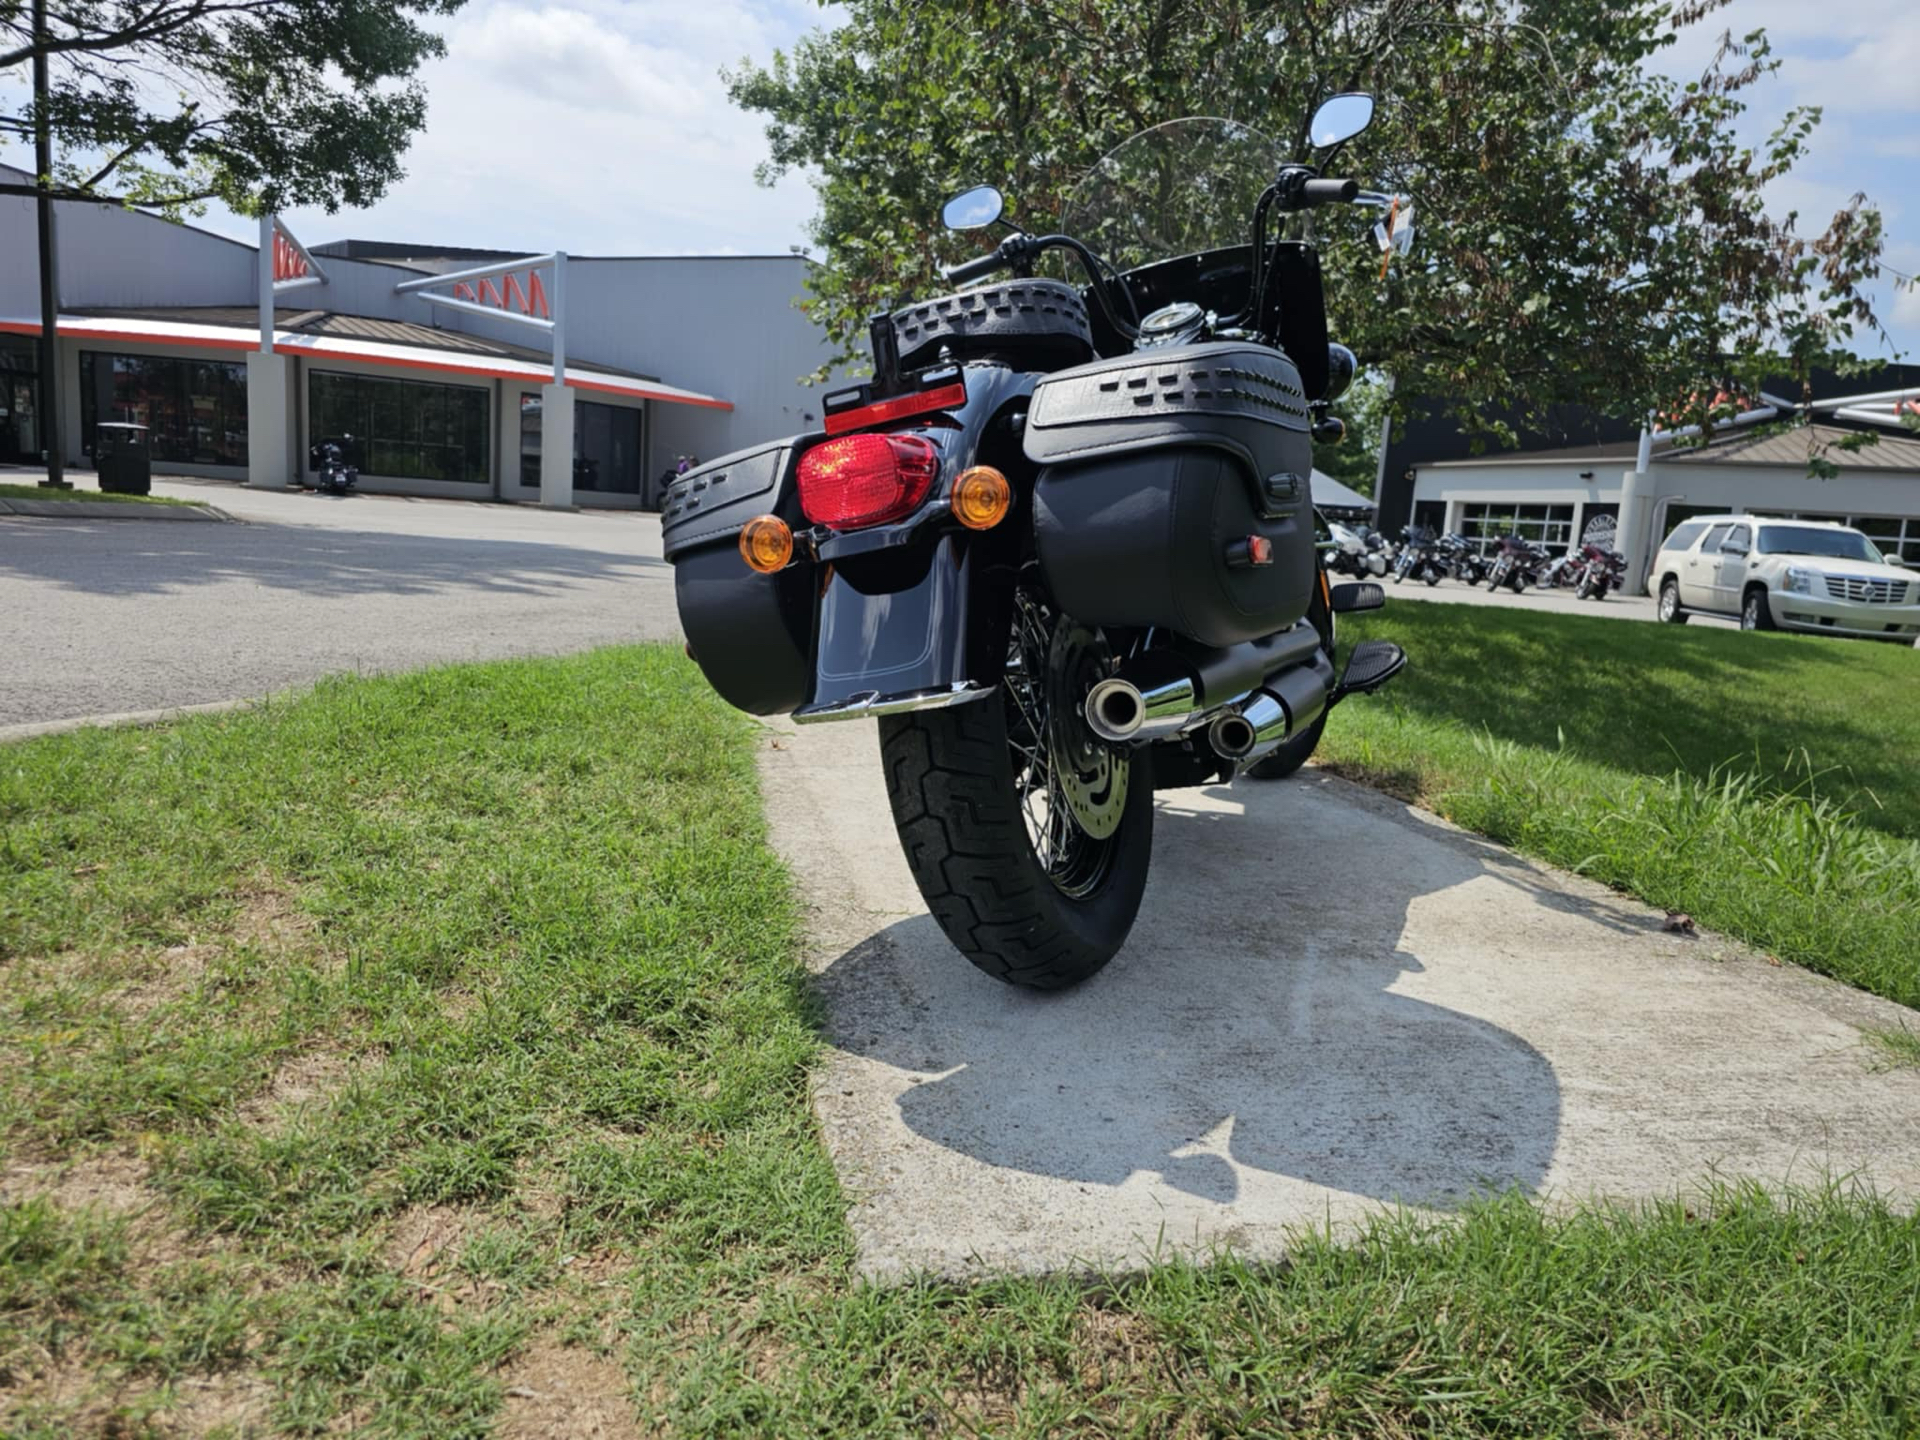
1023;341;1310;467
660;436;816;562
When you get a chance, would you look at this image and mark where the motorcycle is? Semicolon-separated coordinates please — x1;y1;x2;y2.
661;102;1409;989
1483;534;1549;592
1328;519;1390;578
305;436;359;496
1575;545;1626;600
1435;532;1486;585
1393;525;1446;585
1535;549;1580;590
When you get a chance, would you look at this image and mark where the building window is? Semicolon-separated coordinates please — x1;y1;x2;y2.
80;351;248;466
1458;502;1576;554
1776;511;1920;566
519;395;644;495
308;370;489;484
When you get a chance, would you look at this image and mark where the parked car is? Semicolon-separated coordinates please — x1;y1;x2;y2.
1652;515;1920;640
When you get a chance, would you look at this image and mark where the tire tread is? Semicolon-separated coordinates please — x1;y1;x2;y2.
878;700;1148;990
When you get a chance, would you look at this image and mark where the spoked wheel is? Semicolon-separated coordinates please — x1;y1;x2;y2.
878;589;1153;989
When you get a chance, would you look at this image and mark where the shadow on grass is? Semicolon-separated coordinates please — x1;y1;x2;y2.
1346;602;1919;837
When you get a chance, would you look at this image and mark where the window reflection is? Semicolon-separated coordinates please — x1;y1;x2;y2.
520;395;643;495
309;371;489;484
80;351;248;466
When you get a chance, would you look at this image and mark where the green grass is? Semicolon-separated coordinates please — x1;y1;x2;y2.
1326;602;1920;1008
0;481;193;506
1864;1026;1920;1071
3;646;1918;1436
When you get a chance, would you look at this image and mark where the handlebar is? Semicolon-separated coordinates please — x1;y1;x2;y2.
1302;177;1359;205
942;247;1009;285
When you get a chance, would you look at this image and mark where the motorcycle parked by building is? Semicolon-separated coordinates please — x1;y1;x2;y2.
661;103;1410;989
1574;544;1626;599
305;437;359;496
1535;548;1580;590
1393;525;1446;585
1328;519;1391;578
1435;531;1486;585
1483;534;1550;592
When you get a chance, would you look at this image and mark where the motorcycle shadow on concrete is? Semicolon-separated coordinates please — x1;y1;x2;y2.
816;773;1574;1211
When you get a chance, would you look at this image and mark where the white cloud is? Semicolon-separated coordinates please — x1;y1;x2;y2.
1657;0;1920;357
198;0;840;258
1893;283;1920;334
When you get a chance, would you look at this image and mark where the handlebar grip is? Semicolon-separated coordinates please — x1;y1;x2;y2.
1303;177;1360;205
943;249;1007;285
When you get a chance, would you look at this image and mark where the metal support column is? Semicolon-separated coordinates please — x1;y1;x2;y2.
32;0;68;487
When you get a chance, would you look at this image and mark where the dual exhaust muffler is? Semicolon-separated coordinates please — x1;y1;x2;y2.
1206;656;1330;762
1083;626;1333;764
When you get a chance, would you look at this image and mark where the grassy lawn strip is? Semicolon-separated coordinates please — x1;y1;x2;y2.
3;645;1917;1436
1330;603;1920;1009
0;482;194;507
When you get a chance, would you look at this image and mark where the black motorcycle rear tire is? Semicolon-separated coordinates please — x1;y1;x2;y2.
879;699;1154;990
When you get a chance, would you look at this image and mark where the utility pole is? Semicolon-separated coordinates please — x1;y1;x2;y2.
32;0;69;488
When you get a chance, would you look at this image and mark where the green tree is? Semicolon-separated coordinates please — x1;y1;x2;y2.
728;0;1891;441
1;0;464;214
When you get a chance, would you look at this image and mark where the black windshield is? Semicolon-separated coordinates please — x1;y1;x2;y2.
1756;526;1883;562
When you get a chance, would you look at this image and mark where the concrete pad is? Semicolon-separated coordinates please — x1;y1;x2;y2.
761;719;1920;1280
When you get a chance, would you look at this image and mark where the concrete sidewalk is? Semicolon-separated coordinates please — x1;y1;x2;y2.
0;496;227;521
763;718;1920;1280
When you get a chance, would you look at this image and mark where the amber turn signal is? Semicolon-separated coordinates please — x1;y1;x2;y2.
738;514;794;573
950;466;1012;530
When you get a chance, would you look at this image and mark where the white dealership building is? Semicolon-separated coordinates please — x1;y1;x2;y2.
1;163;836;508
1393;390;1920;591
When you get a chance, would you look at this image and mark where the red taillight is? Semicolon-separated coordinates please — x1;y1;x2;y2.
797;433;938;530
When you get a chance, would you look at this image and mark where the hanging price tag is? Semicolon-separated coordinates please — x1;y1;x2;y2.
1377;199;1416;278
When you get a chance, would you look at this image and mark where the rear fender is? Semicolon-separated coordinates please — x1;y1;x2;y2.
794;364;1035;721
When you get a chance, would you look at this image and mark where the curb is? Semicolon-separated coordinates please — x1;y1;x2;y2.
0;498;232;521
0;696;265;745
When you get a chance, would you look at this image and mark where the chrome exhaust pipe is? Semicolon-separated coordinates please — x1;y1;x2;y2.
1088;624;1329;746
1208;690;1288;759
1207;654;1335;763
1085;669;1198;743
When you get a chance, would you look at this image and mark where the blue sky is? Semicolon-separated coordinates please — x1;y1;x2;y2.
6;1;1916;357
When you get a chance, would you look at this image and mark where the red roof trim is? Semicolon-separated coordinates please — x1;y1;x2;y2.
0;318;733;410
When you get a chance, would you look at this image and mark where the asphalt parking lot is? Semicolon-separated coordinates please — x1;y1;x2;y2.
0;477;680;730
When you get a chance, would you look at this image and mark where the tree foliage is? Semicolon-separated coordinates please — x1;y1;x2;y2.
1;0;464;214
729;0;1891;441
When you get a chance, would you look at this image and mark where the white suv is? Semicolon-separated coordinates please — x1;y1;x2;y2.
1651;515;1920;640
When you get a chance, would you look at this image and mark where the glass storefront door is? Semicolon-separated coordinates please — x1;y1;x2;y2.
516;393;645;502
0;337;40;464
1;378;39;463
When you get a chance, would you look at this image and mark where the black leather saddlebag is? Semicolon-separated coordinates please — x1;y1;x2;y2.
1022;341;1316;647
661;438;817;715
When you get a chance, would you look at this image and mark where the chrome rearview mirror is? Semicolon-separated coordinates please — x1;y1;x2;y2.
941;185;1004;231
1309;92;1375;149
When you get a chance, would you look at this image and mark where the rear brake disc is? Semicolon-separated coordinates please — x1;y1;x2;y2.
1044;620;1129;839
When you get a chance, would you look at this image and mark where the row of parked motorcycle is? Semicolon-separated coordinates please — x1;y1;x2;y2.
1326;522;1628;599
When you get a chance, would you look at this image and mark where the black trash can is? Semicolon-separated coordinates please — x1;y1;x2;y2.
95;423;152;496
